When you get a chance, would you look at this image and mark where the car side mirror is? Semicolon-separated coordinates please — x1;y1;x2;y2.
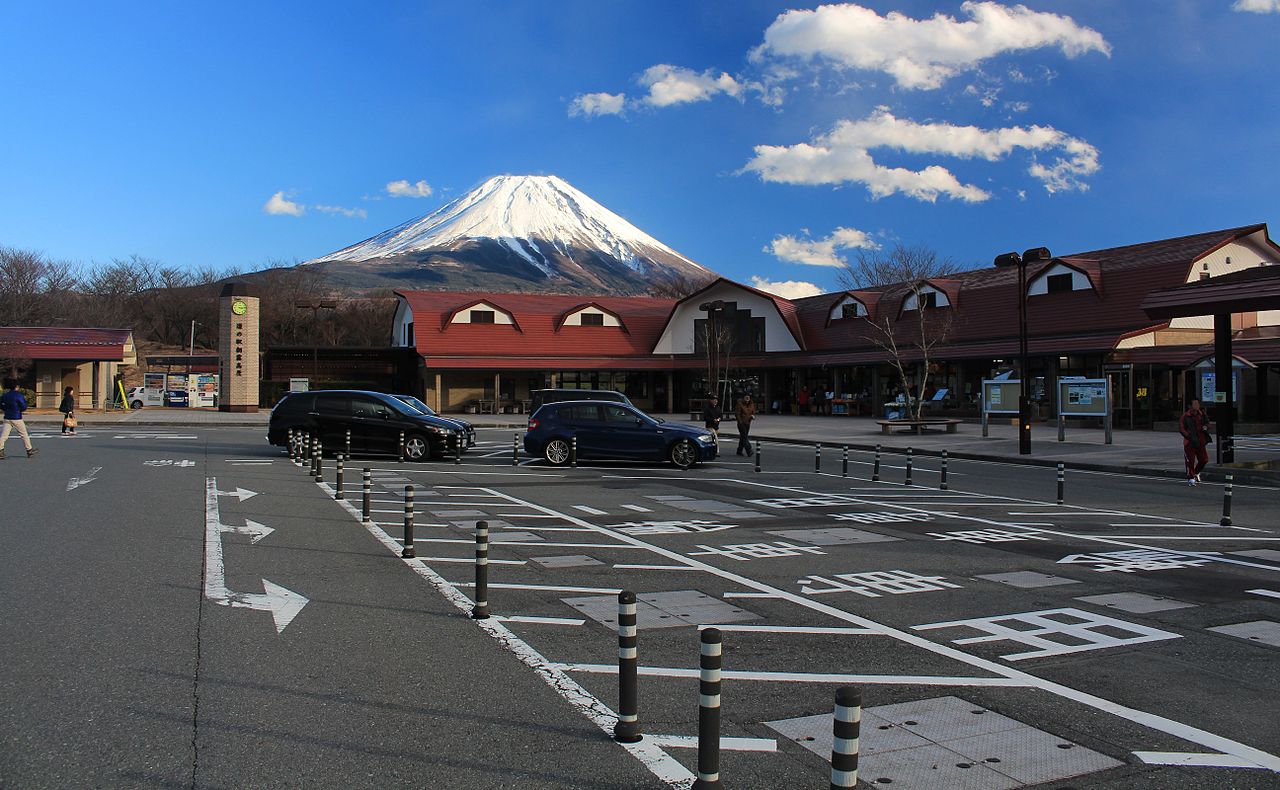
381;412;391;420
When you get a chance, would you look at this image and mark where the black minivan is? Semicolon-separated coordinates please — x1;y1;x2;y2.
268;390;466;461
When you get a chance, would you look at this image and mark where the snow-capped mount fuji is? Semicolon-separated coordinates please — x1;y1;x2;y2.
302;175;714;295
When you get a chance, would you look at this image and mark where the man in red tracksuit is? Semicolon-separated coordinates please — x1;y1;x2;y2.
1179;399;1212;486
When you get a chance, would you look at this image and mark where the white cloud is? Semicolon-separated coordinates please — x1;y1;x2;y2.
753;2;1110;90
569;91;627;117
639;64;744;107
765;227;879;267
1233;0;1280;12
315;204;367;219
741;106;1099;201
750;276;824;299
263;191;304;216
386;179;433;198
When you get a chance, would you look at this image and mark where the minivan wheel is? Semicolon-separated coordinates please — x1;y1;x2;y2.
404;434;430;462
669;439;697;469
544;438;571;466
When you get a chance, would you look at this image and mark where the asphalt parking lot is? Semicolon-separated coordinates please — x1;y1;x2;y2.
3;425;1280;788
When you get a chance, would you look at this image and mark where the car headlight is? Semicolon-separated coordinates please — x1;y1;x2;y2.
696;434;714;443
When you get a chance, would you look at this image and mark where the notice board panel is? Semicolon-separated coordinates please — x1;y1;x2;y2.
982;380;1021;414
1058;378;1108;416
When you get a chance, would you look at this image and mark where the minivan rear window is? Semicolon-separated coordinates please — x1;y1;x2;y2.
274;393;314;414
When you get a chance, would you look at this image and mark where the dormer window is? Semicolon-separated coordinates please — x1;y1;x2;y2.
841;304;859;319
579;312;605;326
470;309;495;324
448;300;517;326
829;295;867;321
1046;273;1073;294
903;286;949;311
1028;263;1093;296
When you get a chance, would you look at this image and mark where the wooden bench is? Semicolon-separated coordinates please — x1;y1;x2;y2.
876;418;962;435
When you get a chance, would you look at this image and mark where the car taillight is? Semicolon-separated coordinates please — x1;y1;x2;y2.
527;418;539;431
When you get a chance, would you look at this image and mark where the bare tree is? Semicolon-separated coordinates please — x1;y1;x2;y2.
839;243;962;421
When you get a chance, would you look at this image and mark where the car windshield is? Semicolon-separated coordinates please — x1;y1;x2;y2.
394;395;436;416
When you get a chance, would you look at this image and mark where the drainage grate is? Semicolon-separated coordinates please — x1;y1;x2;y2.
1075;592;1197;613
976;571;1081;589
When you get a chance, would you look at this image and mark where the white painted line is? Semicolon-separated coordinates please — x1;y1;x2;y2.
552;664;1032;688
647;735;777;753
1247;589;1280;600
419;556;527;565
492;615;586;626
1108;523;1220;528
723;592;780;599
1134;751;1269;769
410;538;646;549
613;564;700;571
696;624;883;636
325;486;691;786
505;526;595;533
1101;536;1280;542
573;505;609;515
622;504;653;513
453;582;624;594
500;513;562;519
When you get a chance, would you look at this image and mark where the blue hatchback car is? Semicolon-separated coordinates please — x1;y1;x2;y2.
524;400;717;467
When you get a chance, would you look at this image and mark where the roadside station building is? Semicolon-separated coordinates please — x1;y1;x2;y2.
390;224;1280;429
0;327;137;409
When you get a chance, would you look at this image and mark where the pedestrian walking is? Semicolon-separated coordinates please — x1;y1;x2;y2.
1179;398;1212;486
797;385;811;415
735;394;755;456
0;378;37;459
700;395;723;442
59;386;77;436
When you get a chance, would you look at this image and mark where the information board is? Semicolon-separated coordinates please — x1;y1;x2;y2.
1058;378;1108;416
982;380;1021;414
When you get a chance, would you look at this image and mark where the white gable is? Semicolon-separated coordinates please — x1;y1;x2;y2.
392;299;415;347
652;281;800;354
450;301;514;325
563;305;621;327
1028;263;1092;295
902;285;950;310
828;295;867;320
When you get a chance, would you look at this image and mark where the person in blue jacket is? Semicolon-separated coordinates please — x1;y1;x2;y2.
0;378;38;458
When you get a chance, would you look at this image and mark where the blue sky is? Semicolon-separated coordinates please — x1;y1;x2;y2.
2;1;1277;297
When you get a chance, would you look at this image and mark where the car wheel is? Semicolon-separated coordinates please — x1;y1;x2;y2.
130;400;144;410
544;438;570;466
669;439;697;469
404;434;430;462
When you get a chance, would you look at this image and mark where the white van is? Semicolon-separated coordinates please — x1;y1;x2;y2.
127;386;165;409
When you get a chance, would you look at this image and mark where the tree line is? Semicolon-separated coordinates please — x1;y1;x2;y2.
0;246;398;354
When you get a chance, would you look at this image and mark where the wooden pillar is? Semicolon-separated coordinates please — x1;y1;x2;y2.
494;372;501;411
666;371;674;414
434;372;442;412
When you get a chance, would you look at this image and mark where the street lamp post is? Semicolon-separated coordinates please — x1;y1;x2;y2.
699;300;725;402
995;247;1051;455
295;299;339;382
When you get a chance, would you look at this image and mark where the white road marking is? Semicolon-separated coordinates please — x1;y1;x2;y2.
697;624;883;636
419;556;526;565
492;615;586;626
1248;589;1280;600
552;664;1032;687
325;489;691;786
411;538;646;549
454;582;624;594
621;504;653;513
612;564;700;571
573;505;609;515
723;592;780;599
646;735;778;752
66;466;103;492
1135;752;1270;769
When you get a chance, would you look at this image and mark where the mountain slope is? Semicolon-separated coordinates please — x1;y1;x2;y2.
303;175;713;295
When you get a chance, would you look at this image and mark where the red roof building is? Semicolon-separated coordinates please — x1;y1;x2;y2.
0;327;137;409
392;224;1280;427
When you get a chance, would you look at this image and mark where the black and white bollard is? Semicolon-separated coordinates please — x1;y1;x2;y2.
571;434;578;468
830;686;862;789
288;429;296;463
904;447;913;486
398;431;406;464
334;454;345;500
842;445;849;478
472;521;490;619
754;441;761;473
454;433;461;465
313;445;323;483
693;628;723;790
872;444;881;482
940;450;949;491
1056;462;1065;505
401;485;415;558
345;428;352;458
512;433;519;466
362;467;372;524
1221;474;1234;527
815;443;822;473
614;590;642;743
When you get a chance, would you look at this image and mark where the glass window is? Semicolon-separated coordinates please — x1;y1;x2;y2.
470;309;495;324
840;303;861;319
316;394;351;414
352;397;391;418
560;404;602;422
605;405;639;423
1046;273;1074;294
579;312;605;326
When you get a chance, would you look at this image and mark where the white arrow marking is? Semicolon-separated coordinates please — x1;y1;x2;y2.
221;519;274;544
215;486;259;502
66;466;104;492
204;477;306;633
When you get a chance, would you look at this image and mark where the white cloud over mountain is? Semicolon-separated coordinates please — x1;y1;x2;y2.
263;191;304;216
766;227;878;267
386;179;433;198
638;65;744;106
750;276;823;298
1233;0;1280;12
742;107;1099;201
569;91;626;117
753;2;1110;90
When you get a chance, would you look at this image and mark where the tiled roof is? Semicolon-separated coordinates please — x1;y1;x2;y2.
0;327;134;360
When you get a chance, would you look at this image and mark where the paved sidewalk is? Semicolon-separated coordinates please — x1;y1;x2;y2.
28;407;1277;485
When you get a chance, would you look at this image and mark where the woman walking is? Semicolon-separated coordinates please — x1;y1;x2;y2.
59;386;77;436
735;394;756;457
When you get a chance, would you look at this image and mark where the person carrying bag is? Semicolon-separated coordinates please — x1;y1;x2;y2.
59;386;77;436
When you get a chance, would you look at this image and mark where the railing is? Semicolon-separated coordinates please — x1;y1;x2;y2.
1228;435;1280;452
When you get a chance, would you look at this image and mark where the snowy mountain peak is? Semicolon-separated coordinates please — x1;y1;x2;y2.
306;174;708;278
